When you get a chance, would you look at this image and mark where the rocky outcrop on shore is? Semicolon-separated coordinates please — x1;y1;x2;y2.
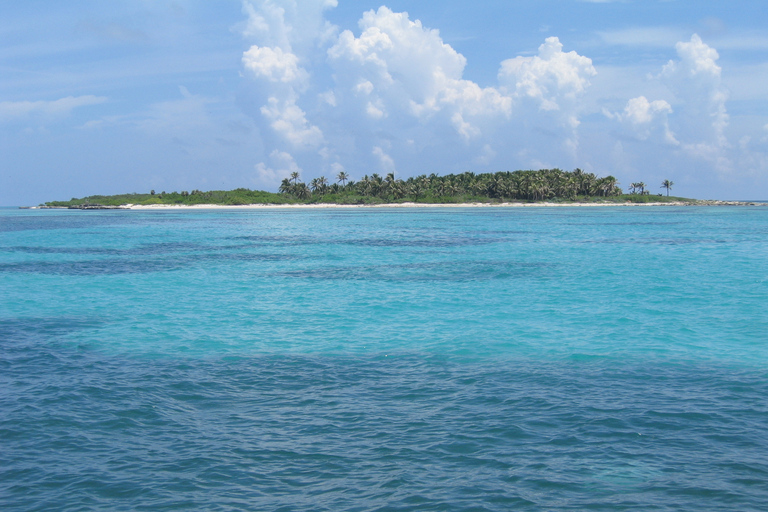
691;200;766;206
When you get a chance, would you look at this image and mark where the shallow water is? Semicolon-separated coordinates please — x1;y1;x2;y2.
1;207;767;510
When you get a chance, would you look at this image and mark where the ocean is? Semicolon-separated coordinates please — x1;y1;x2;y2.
1;206;767;511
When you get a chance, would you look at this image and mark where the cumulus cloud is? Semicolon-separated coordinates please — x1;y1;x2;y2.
605;96;678;144
495;36;596;159
620;96;672;125
242;5;756;189
241;0;338;51
241;1;331;152
328;7;511;139
663;34;722;79
499;37;596;113
242;46;308;84
239;5;609;179
0;95;107;122
260;97;324;148
601;33;755;189
255;149;302;186
661;34;729;149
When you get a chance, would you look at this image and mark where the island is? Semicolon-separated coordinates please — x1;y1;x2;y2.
37;168;758;208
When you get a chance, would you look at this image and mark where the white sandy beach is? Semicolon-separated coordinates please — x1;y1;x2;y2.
125;201;706;210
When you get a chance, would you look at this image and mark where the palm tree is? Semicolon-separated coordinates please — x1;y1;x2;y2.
290;171;300;184
336;171;349;186
661;179;674;196
580;173;597;196
357;175;372;196
637;182;646;195
295;183;311;200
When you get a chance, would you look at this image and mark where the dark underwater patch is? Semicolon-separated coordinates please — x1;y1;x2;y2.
231;234;501;248
0;317;104;344
277;260;552;282
0;252;299;276
1;242;212;256
581;238;731;245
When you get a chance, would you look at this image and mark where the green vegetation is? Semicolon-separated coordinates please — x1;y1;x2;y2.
44;188;290;207
44;169;692;207
278;168;689;204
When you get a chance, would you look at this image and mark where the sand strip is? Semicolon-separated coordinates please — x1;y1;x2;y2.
123;200;759;210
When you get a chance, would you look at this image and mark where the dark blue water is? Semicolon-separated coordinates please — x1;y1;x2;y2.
2;207;768;510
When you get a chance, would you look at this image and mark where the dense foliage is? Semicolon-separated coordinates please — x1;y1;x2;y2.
45;188;289;207
45;169;686;207
282;169;625;204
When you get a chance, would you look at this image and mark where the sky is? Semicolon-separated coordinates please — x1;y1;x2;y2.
2;0;768;205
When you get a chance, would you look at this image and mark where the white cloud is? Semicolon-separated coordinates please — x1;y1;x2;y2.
242;45;308;84
372;145;395;174
260;96;324;148
598;33;764;190
663;34;722;79
354;80;375;95
241;0;338;51
241;6;602;179
0;95;107;122
366;101;386;120
497;37;596;158
621;96;672;125
235;5;766;197
605;96;678;144
255;149;302;186
321;9;608;174
328;7;512;144
241;1;337;153
499;37;596;112
451;112;480;140
328;7;511;139
318;90;336;106
661;34;729;164
329;7;468;100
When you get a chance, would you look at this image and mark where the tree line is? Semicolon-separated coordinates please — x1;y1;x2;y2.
280;168;627;202
44;170;677;207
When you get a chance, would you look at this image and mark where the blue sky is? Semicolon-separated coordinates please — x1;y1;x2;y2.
2;0;768;205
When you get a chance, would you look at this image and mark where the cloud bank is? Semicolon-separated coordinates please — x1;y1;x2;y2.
240;2;606;180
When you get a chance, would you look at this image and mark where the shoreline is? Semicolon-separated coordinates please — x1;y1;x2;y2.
128;201;693;210
28;200;765;210
31;200;764;210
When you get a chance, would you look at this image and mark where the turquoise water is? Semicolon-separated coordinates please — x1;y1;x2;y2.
1;207;767;510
